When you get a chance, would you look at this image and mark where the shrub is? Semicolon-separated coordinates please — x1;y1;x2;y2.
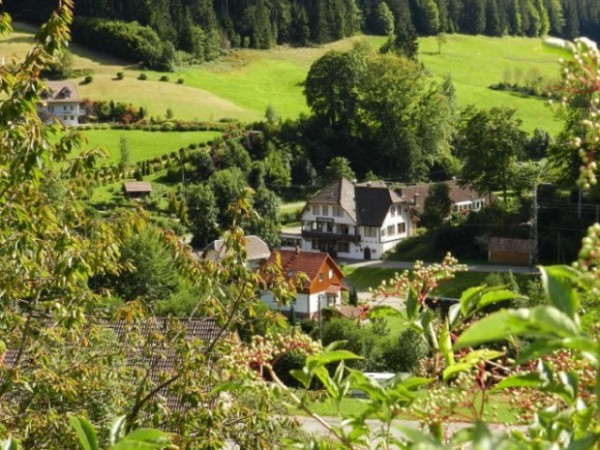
83;75;93;84
159;75;169;82
177;78;184;84
138;73;148;81
116;71;124;80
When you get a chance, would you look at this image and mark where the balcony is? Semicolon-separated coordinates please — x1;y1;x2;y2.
301;229;361;243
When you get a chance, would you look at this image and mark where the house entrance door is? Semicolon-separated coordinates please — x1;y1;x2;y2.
363;247;371;260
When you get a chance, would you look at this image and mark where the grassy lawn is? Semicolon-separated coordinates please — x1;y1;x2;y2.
343;267;536;297
69;129;220;164
3;23;566;133
294;390;520;424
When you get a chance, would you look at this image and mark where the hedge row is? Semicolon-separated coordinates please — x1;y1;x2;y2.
78;121;232;133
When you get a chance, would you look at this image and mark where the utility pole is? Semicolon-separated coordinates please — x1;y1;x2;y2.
530;181;538;269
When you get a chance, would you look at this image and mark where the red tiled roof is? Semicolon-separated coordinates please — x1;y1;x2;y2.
269;249;330;282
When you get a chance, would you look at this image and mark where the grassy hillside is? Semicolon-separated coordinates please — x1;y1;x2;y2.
2;23;567;134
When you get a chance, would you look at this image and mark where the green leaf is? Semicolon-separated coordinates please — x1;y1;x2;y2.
110;429;173;450
540;265;580;319
69;416;99;450
368;305;403;319
290;368;311;389
306;350;361;373
454;306;580;350
460;286;523;317
567;434;600;450
2;438;21;450
210;381;243;395
494;373;546;390
396;426;444;448
443;350;504;381
110;416;127;446
439;319;454;367
406;287;419;320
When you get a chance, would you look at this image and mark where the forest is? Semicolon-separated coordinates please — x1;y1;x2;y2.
4;0;600;69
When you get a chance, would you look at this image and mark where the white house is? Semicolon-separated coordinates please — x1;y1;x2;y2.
300;179;413;260
37;80;81;126
401;179;489;216
260;248;345;318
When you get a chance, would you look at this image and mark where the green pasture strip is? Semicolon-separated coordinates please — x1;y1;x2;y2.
73;129;221;164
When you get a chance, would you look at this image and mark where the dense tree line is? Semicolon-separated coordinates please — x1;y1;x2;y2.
3;0;600;69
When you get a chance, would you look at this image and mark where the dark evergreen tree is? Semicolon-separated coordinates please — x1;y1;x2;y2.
485;0;504;36
411;0;441;34
562;0;580;39
544;0;564;34
380;0;419;59
459;0;486;34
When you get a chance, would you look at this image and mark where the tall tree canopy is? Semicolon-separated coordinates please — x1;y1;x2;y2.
304;47;456;182
455;106;526;202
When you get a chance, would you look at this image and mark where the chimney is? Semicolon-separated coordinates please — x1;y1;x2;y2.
295;245;300;255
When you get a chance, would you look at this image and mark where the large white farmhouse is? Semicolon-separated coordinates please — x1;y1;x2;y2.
37;80;81;126
300;179;414;260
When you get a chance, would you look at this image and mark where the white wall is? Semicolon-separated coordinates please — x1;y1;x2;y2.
260;291;340;317
38;102;80;126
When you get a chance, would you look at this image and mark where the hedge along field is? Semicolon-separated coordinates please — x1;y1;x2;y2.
73;129;222;164
3;23;565;132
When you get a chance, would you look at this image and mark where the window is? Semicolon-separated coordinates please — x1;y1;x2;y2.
318;273;324;282
364;227;377;237
312;239;320;250
387;225;395;236
333;206;343;217
322;205;329;216
338;241;350;253
326;222;333;233
312;204;319;215
329;269;333;279
381;228;386;237
339;224;349;235
390;205;396;217
397;222;406;234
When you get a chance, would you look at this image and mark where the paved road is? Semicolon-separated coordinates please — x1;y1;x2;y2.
340;259;540;275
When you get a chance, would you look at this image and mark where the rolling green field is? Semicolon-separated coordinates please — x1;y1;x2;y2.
75;129;221;164
2;23;568;134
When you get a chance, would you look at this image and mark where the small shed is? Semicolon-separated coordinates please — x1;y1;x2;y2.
488;237;533;265
122;181;152;198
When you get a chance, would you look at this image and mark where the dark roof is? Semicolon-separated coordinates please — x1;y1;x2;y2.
201;235;270;261
3;318;227;415
41;80;80;103
123;181;152;193
307;179;404;227
400;179;487;212
307;179;357;221
355;185;402;227
488;237;534;253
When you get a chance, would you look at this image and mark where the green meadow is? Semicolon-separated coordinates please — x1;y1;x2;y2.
2;23;567;134
75;129;221;164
